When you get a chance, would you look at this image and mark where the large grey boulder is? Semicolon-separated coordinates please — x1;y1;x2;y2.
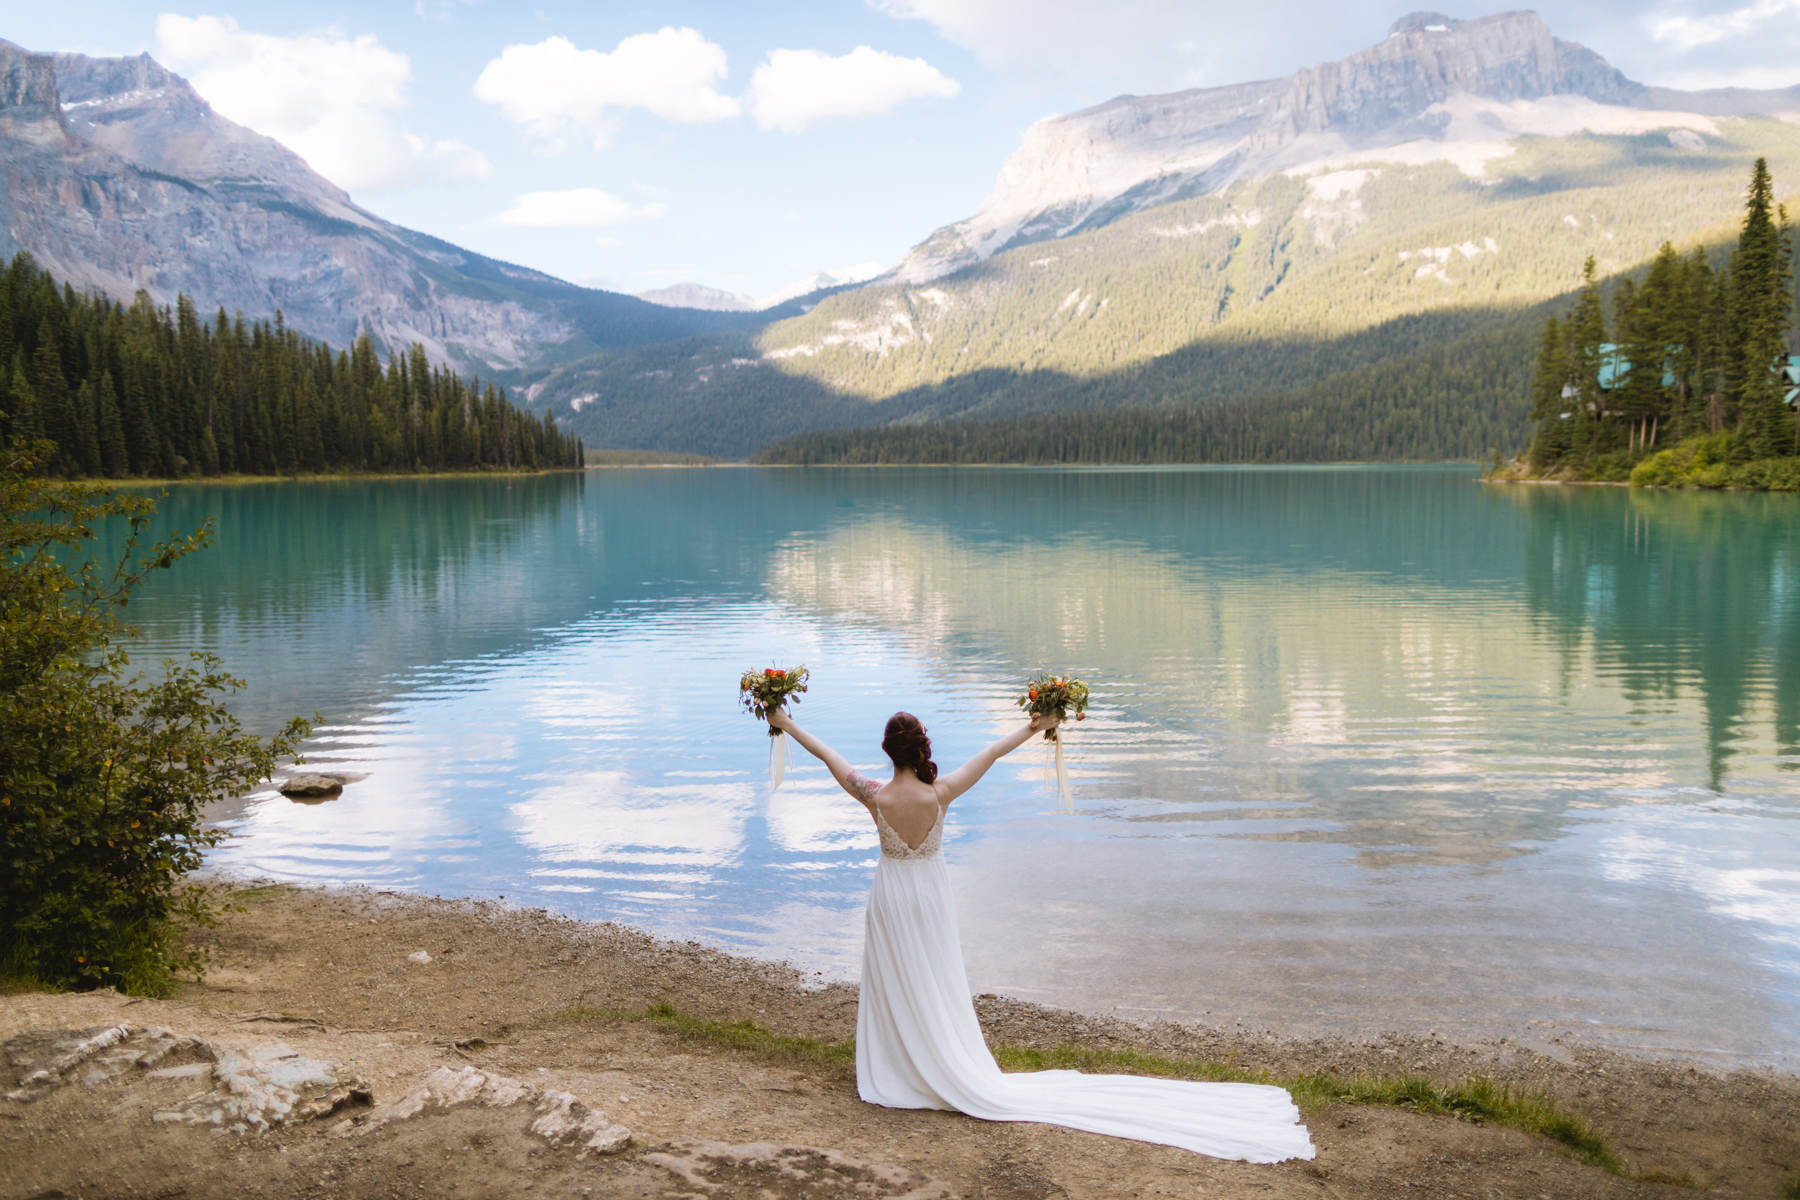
278;773;349;798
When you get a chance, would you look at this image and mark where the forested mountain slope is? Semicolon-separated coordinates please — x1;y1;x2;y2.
538;117;1800;457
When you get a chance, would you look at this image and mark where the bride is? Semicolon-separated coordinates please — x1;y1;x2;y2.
766;706;1315;1163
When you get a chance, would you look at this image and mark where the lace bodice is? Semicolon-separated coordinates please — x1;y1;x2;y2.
848;771;944;860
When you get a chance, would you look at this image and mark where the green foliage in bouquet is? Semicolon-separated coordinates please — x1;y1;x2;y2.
738;665;810;736
1017;672;1090;742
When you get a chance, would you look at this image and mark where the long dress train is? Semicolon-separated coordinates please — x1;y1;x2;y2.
851;778;1315;1163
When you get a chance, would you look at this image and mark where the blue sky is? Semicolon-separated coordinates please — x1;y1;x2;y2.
9;2;1800;300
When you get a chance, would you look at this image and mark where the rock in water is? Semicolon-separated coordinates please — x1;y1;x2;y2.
279;773;347;798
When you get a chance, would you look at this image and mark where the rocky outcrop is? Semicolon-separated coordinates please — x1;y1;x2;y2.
0;42;68;149
2;1023;366;1132
342;1065;631;1156
887;10;1774;283
642;1142;953;1198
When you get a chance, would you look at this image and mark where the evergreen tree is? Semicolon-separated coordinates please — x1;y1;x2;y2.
7;360;42;446
1527;315;1569;469
1729;160;1793;458
96;371;127;477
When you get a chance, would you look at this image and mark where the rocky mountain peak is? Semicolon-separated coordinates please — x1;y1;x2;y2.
51;49;187;106
1387;11;1462;36
889;9;1659;283
47;48;353;209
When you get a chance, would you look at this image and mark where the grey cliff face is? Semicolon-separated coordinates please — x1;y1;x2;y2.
0;41;69;149
888;11;1685;283
0;40;736;374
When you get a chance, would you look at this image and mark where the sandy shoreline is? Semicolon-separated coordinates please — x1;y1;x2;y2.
4;882;1797;1199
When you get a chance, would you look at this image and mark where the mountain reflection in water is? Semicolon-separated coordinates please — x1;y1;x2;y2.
105;467;1797;1067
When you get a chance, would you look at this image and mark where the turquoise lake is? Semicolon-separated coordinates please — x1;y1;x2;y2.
110;466;1799;1068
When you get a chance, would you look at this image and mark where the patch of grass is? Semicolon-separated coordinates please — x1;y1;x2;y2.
1782;1174;1800;1200
226;884;293;906
641;1002;857;1067
564;1002;1642;1177
0;970;60;997
554;1002;856;1070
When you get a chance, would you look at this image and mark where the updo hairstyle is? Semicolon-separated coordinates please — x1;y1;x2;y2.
882;712;938;784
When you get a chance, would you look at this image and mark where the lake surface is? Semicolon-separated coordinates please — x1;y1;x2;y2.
109;466;1800;1068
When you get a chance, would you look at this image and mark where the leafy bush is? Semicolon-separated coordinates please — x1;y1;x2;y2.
1624;432;1800;490
1729;457;1800;490
1;438;308;993
1586;450;1639;482
1629;447;1680;487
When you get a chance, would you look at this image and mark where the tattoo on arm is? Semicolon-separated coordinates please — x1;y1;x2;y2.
845;770;880;804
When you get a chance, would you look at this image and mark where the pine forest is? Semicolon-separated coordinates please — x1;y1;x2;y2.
0;254;583;479
1517;159;1800;489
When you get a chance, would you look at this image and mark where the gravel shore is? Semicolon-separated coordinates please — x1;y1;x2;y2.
3;883;1796;1199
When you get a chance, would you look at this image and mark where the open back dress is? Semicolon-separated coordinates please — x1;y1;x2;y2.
845;769;1316;1163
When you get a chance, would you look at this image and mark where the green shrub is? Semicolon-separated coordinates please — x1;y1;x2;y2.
1688;462;1733;488
1626;433;1800;490
1730;457;1800;490
1629;449;1679;487
1;438;308;994
1587;451;1639;482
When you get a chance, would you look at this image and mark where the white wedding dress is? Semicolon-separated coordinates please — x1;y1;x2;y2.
848;771;1315;1163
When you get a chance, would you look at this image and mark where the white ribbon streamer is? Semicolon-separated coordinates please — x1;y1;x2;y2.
770;729;789;791
1052;732;1071;813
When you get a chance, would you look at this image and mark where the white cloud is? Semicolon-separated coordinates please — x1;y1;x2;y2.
1650;0;1800;50
493;188;666;228
153;14;492;193
747;46;960;132
474;28;738;150
873;0;1223;86
871;0;1800;95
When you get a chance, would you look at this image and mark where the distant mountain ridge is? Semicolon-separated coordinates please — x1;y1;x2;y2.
886;10;1799;283
636;283;761;312
6;16;1800;462
526;11;1800;456
0;39;758;377
637;265;890;313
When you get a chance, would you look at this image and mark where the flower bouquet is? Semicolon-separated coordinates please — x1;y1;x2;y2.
1017;672;1089;811
739;665;810;790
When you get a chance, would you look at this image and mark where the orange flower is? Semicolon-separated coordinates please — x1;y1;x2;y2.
1028;689;1038;700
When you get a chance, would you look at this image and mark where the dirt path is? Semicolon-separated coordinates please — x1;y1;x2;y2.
4;884;1796;1199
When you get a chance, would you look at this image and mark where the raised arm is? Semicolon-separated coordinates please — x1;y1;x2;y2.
767;709;870;804
934;714;1059;804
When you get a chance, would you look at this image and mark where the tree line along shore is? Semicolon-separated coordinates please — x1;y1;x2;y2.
1506;158;1800;490
0;253;583;479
